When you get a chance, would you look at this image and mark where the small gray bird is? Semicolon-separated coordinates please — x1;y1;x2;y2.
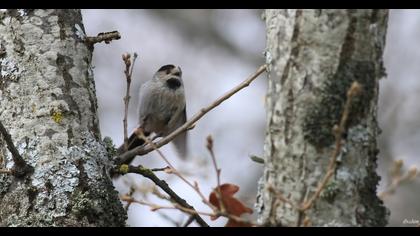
118;64;188;159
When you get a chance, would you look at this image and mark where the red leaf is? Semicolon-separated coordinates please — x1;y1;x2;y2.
209;183;253;226
225;219;253;227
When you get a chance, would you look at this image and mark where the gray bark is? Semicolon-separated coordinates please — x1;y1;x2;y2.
0;9;126;226
256;9;389;226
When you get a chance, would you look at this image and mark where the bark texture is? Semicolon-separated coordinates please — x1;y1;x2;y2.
0;9;126;226
256;9;389;226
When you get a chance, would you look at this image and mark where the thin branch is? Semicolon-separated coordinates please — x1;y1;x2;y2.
157;211;183;227
115;64;268;165
124;186;136;211
117;165;209;227
150;185;171;201
121;194;214;217
138;131;217;212
0;121;26;167
182;215;195;227
299;81;362;211
122;52;138;151
118;135;258;227
85;30;121;46
268;186;296;208
142;132;257;226
0;169;12;174
0;120;33;177
302;216;312;227
129;53;138;78
378;164;418;200
206;135;225;212
150;166;171;172
121;194;258;226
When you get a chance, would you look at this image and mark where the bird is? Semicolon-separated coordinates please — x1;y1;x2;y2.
117;64;188;159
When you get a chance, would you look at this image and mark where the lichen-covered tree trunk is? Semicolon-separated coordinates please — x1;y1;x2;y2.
0;9;126;226
256;9;389;226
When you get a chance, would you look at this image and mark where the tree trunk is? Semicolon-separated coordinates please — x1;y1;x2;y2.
256;9;389;226
0;9;126;226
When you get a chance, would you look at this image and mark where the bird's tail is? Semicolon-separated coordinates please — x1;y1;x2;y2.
173;131;188;159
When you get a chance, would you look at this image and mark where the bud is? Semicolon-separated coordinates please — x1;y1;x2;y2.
164;167;175;174
348;81;362;97
122;53;129;61
391;159;404;178
394;159;404;168
206;135;213;151
407;166;418;181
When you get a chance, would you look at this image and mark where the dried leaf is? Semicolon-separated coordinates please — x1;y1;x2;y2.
225;219;253;227
209;183;253;227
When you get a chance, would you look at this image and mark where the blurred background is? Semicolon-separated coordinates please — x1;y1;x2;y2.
81;9;420;227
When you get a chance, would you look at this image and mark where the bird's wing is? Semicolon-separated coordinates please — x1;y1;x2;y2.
116;128;146;154
137;81;155;126
172;106;188;159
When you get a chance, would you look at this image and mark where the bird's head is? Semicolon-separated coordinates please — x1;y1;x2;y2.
154;64;183;90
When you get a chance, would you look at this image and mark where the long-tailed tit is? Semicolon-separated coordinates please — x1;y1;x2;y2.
118;64;188;159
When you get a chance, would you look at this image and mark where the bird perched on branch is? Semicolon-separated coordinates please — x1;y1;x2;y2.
117;64;188;159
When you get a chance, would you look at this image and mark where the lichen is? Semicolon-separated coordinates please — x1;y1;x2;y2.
17;9;28;17
0;57;24;80
302;60;376;148
102;136;117;159
320;180;340;202
51;110;63;124
119;164;129;174
0;173;12;195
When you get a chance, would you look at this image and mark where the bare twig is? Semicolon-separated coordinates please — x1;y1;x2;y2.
147;133;257;226
268;186;296;208
206;135;225;212
118;132;259;227
121;194;213;216
378;162;418;200
85;30;121;46
115;64;268;165
122;53;138;151
299;81;362;211
121;194;258;226
151;166;171;172
150;186;171;201
121;133;257;226
0;169;12;174
157;211;184;227
302;216;312;227
182;215;195;227
0;120;33;177
138;131;217;212
117;164;209;227
390;159;404;179
124;186;136;211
